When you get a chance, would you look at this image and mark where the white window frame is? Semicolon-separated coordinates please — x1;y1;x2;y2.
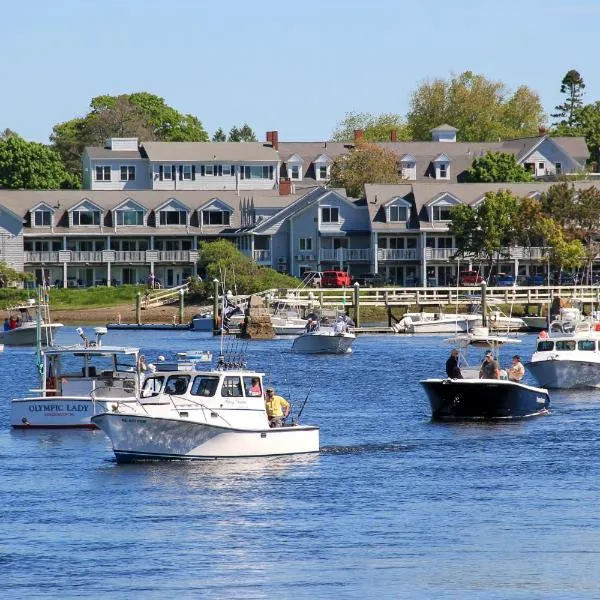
116;210;144;226
432;205;453;222
389;205;408;222
222;164;232;176
120;166;135;181
163;165;173;180
317;165;328;180
95;166;111;181
182;165;193;180
159;210;187;226
33;210;52;227
299;237;313;251
438;164;448;179
202;211;231;226
321;207;339;223
290;165;300;180
72;210;101;226
205;165;214;176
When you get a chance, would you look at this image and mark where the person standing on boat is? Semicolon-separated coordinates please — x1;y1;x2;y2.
265;387;290;428
479;350;500;379
508;355;525;382
445;349;463;379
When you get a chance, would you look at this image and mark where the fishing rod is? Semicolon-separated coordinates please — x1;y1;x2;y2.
295;382;315;424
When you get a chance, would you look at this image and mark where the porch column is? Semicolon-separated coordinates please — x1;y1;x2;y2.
107;261;111;287
106;236;111;250
371;231;378;274
63;235;67;250
514;258;519;278
421;231;427;288
63;262;67;288
150;235;155;250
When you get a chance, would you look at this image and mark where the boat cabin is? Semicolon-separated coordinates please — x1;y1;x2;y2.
536;338;599;353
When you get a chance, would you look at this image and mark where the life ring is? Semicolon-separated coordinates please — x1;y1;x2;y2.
46;376;57;396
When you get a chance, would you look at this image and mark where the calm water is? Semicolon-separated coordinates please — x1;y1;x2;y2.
1;328;600;599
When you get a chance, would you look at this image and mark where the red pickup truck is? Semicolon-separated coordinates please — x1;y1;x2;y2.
321;270;352;287
458;270;484;286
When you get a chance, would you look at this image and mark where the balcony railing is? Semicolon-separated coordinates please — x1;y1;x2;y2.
24;251;59;263
425;248;457;260
157;250;196;262
113;251;146;262
253;249;272;263
70;251;103;263
377;248;420;261
320;248;371;261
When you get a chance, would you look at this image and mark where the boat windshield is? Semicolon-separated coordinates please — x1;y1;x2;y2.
556;340;576;351
578;340;596;351
190;375;219;397
537;340;554;351
141;376;165;398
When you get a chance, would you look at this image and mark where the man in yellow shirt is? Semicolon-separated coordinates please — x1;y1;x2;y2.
265;387;290;428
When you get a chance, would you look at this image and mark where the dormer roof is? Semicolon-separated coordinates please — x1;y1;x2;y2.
430;124;459;132
400;153;416;162
433;153;451;163
68;198;104;213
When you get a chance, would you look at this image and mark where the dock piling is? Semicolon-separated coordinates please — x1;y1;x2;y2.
353;282;360;327
135;292;142;325
179;288;185;324
212;278;219;333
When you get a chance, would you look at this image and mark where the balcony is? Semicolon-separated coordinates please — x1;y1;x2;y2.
70;251;103;263
320;248;371;261
24;251;59;263
252;249;272;264
377;248;420;261
157;250;197;262
425;248;457;260
113;251;146;262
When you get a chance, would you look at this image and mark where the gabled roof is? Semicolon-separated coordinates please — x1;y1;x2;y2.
29;201;56;213
154;197;191;212
433;153;451;163
284;153;304;164
431;124;459;132
84;147;144;160
427;191;463;206
383;195;412;208
197;198;233;212
112;197;148;213
142;141;279;162
313;153;332;164
68;198;104;213
400;153;416;162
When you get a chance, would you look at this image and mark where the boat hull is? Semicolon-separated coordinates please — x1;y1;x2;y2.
291;332;355;354
92;412;320;461
522;316;549;331
420;379;550;420
409;319;474;334
0;323;63;346
527;359;600;389
11;397;111;428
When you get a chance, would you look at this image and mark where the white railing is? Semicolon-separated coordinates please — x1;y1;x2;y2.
377;248;420;261
70;251;103;263
320;248;371;261
253;249;272;263
24;251;59;263
113;251;146;262
157;251;194;262
425;248;456;260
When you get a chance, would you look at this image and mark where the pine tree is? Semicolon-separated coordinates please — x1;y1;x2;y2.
212;127;226;141
552;70;585;128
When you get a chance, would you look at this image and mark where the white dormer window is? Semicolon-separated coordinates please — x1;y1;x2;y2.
202;211;230;226
432;205;453;221
159;210;187;225
73;209;101;226
321;207;339;223
291;165;300;179
433;154;450;180
389;206;408;222
33;210;52;227
439;164;448;178
116;209;144;226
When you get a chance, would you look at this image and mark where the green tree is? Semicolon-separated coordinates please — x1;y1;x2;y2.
540;183;577;231
0;135;78;189
196;240;298;297
407;71;545;141
228;123;257;142
552;70;585;128
212;127;227;141
0;128;18;140
329;142;402;197
568;101;600;164
51;92;209;177
331;112;411;142
466;151;534;183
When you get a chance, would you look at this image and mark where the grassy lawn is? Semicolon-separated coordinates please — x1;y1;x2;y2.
0;285;146;309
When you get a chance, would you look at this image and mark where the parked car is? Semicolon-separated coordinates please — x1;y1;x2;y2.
302;271;323;287
494;273;516;287
321;270;352;287
352;273;388;287
458;270;484;286
524;274;545;286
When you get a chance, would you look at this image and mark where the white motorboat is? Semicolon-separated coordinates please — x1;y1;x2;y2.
291;317;356;354
11;327;142;428
421;327;549;420
527;312;600;389
394;311;479;334
91;351;319;461
0;298;63;346
522;316;549;331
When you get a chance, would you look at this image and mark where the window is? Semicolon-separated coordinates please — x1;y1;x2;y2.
141;376;164;398
162;165;173;180
95;166;111;181
159;210;187;225
205;165;214;176
191;375;219;397
538;162;545;171
73;210;101;226
556;340;576;351
202;211;230;225
299;238;313;251
555;162;562;174
244;165;272;179
578;340;596;351
389;206;408;222
222;376;243;397
244;376;262;397
432;205;452;221
537;340;554;352
120;166;135;181
290;165;300;179
116;210;144;226
164;375;190;395
438;164;448;179
321;207;339;223
33;211;51;227
182;165;193;180
318;165;328;179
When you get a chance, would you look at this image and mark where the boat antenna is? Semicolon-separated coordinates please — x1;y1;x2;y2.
35;286;44;390
295;382;314;424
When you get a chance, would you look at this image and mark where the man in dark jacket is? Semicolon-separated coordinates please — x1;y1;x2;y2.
445;349;462;379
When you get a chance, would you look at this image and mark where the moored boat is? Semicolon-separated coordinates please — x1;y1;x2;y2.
0;298;63;346
291;316;355;354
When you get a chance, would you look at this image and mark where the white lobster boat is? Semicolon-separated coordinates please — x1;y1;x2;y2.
0;298;63;346
91;352;319;461
11;327;141;428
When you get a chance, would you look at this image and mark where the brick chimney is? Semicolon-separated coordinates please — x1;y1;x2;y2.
271;130;279;151
279;177;291;196
354;129;364;143
538;126;547;136
390;129;398;142
266;131;273;143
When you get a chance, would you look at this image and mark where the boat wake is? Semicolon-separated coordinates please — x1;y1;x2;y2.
320;441;411;454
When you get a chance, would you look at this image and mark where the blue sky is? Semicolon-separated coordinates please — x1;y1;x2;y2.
2;0;599;143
